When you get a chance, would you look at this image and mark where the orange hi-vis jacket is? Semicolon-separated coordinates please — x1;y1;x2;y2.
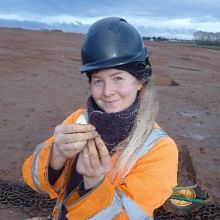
22;109;178;220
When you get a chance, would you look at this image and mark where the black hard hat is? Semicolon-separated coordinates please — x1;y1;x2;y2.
80;17;147;74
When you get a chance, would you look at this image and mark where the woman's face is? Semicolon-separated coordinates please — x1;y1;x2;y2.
90;68;143;113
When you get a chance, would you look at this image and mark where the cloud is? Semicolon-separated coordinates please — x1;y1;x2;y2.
1;0;220;19
0;17;197;40
0;0;220;39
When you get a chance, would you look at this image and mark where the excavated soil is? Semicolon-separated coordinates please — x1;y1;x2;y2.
0;28;220;219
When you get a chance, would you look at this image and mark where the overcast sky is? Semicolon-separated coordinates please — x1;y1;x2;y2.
0;0;219;39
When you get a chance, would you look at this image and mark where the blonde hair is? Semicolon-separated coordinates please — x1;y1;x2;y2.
111;78;159;182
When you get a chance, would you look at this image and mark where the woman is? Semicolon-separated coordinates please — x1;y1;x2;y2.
22;17;178;220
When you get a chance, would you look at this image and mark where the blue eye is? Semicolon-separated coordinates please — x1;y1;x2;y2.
93;79;103;86
114;76;123;81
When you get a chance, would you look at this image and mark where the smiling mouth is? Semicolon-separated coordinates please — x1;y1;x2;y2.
104;100;119;104
103;100;121;107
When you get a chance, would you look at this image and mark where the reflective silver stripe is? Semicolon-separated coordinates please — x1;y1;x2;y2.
76;112;88;124
114;128;166;219
33;142;45;154
88;192;123;220
31;142;47;193
122;128;168;181
31;150;45;193
88;190;153;220
137;128;167;159
118;191;154;220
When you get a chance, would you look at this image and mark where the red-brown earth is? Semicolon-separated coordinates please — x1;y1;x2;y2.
0;28;219;219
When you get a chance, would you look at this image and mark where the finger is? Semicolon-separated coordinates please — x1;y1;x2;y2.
56;124;96;134
76;151;86;174
82;147;93;173
87;139;101;170
95;137;110;158
95;137;111;171
59;142;84;152
63;131;99;143
55;131;99;145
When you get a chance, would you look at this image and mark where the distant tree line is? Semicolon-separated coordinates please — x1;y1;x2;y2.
193;31;220;46
143;36;168;41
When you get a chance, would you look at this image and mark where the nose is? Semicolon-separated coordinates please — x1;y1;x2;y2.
103;81;115;97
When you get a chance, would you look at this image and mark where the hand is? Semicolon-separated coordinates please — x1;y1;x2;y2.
76;137;111;189
50;124;98;170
